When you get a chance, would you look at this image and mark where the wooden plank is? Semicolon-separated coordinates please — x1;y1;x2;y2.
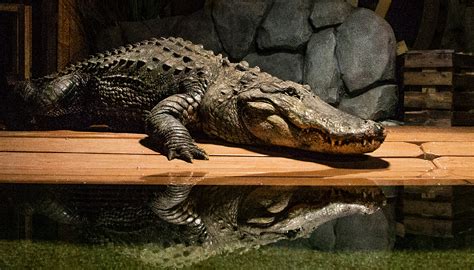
0;130;145;139
453;92;474;110
404;216;454;237
404;110;452;127
421;142;474;158
0;137;424;159
431;157;474;182
404;71;453;86
0;3;20;12
404;186;455;200
375;0;392;18
404;91;452;110
452;111;474;126
433;157;474;169
404;50;454;68
385;126;474;142
396;40;408;56
1;127;473;144
23;5;32;79
0;137;266;157
0;152;439;186
403;200;454;218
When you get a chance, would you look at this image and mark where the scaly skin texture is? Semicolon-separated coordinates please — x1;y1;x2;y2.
2;37;386;162
16;185;385;246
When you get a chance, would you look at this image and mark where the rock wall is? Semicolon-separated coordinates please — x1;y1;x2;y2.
95;0;398;121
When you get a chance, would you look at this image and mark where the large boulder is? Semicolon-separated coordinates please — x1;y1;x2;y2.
334;210;392;251
336;8;396;94
304;29;343;105
256;0;313;50
212;0;272;59
172;10;223;53
337;84;398;120
310;0;354;29
244;52;304;83
310;203;396;251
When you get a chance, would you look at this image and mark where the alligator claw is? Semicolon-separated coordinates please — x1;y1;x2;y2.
166;144;208;163
167;150;177;161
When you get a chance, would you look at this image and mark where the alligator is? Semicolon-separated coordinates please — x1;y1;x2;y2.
1;37;387;248
16;185;385;248
1;37;386;162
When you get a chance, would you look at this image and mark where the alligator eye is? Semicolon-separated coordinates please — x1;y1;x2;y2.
284;87;300;98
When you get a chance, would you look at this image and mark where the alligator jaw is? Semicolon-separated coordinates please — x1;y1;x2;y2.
238;187;384;241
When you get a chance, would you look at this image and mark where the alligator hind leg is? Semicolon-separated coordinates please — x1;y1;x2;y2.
8;72;91;129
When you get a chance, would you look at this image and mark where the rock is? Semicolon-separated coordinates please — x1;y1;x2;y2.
173;10;223;53
144;16;184;39
95;25;124;52
336;8;396;93
256;0;313;50
334;210;392;251
310;0;354;29
309;220;337;251
212;0;271;59
337;84;398;120
304;29;343;105
244;52;304;83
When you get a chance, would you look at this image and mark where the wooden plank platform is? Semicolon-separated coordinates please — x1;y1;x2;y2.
0;127;473;186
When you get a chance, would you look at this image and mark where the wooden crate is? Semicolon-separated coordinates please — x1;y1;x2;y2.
452;53;474;126
403;50;454;126
403;186;474;238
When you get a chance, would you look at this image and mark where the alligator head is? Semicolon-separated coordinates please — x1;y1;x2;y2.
201;67;386;154
195;186;385;245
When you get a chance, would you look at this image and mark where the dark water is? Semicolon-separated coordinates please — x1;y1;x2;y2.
1;184;473;269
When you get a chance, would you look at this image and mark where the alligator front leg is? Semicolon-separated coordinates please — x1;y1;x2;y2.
146;77;208;162
150;185;208;244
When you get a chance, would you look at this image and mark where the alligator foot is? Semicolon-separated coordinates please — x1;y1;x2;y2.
150;173;207;244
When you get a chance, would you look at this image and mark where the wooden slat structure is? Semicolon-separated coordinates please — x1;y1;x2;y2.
0;127;473;186
403;50;454;127
452;53;474;126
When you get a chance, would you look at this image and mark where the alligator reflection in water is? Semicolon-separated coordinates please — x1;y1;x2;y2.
16;183;385;247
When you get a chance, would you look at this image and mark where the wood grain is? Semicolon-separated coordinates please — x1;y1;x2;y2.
422;142;474;157
0;128;473;186
404;71;453;86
